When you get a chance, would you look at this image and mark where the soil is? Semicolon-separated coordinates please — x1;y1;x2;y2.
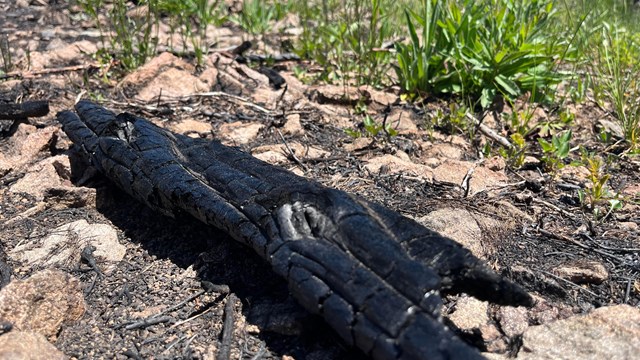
0;2;639;360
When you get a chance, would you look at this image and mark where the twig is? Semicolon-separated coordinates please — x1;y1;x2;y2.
250;344;267;360
276;129;309;171
190;92;275;114
217;293;237;360
0;63;98;80
170;306;214;328
461;166;475;198
532;197;577;218
465;112;513;149
124;315;172;330
537;228;620;261
539;270;599;297
624;278;632;304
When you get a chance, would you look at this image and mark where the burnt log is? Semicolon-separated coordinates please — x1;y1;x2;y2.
0;100;49;120
57;101;533;360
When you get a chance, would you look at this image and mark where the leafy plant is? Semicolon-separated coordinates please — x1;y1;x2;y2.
159;0;226;65
346;114;398;138
232;0;277;37
577;150;622;220
395;0;566;108
77;0;160;71
590;22;640;151
538;129;572;174
500;132;527;168
0;33;12;74
295;0;397;87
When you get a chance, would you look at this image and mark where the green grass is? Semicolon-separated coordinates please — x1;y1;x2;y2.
73;0;640;161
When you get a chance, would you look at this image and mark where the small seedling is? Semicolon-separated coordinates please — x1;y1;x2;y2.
538;130;572;174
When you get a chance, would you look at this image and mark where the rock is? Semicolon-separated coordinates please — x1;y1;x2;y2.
44;186;97;209
121;52;194;85
167;119;212;136
343;137;372;152
364;154;433;181
252;143;329;164
135;68;209;102
0;269;85;341
527;295;574;326
554;260;608;285
307;85;363;106
519;305;640;360
433;159;508;195
25;40;97;70
9;155;71;200
218;122;264;145
481;323;508;353
496;306;529;337
594;119;624;139
10;219;125;274
1;125;56;174
422;143;464;161
485;156;506;171
385;108;420;135
418;208;489;259
0;331;65;360
282;114;304;136
447;296;489;331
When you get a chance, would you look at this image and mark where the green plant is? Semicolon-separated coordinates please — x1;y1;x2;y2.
395;0;566;108
0;33;12;74
159;0;225;65
577;150;622;220
538;129;572;174
232;0;277;37
590;22;640;150
108;0;160;70
295;0;397;87
77;0;160;71
345;114;398;138
500;132;527;168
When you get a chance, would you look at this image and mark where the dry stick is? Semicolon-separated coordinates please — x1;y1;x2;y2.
539;270;599;297
125;315;172;330
537;228;620;261
0;63;98;80
276;129;309;172
189;92;275;114
465;112;513;149
217;294;237;360
532;197;577;219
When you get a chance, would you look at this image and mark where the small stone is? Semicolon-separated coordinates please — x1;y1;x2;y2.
282;114;304;136
364;154;433;182
422;143;464;160
554;260;608;285
0;269;85;341
418;208;488;259
218;122;264;145
485;156;506;171
167;119;212;136
0;331;65;360
10;219;126;274
447;297;489;331
343;137;372;152
497;306;529;337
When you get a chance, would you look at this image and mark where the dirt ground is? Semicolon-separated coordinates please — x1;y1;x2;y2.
1;2;639;360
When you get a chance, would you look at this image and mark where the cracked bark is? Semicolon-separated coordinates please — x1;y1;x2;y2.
58;101;533;360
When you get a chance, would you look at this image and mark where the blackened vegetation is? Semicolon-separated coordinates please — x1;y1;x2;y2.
58;101;533;360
